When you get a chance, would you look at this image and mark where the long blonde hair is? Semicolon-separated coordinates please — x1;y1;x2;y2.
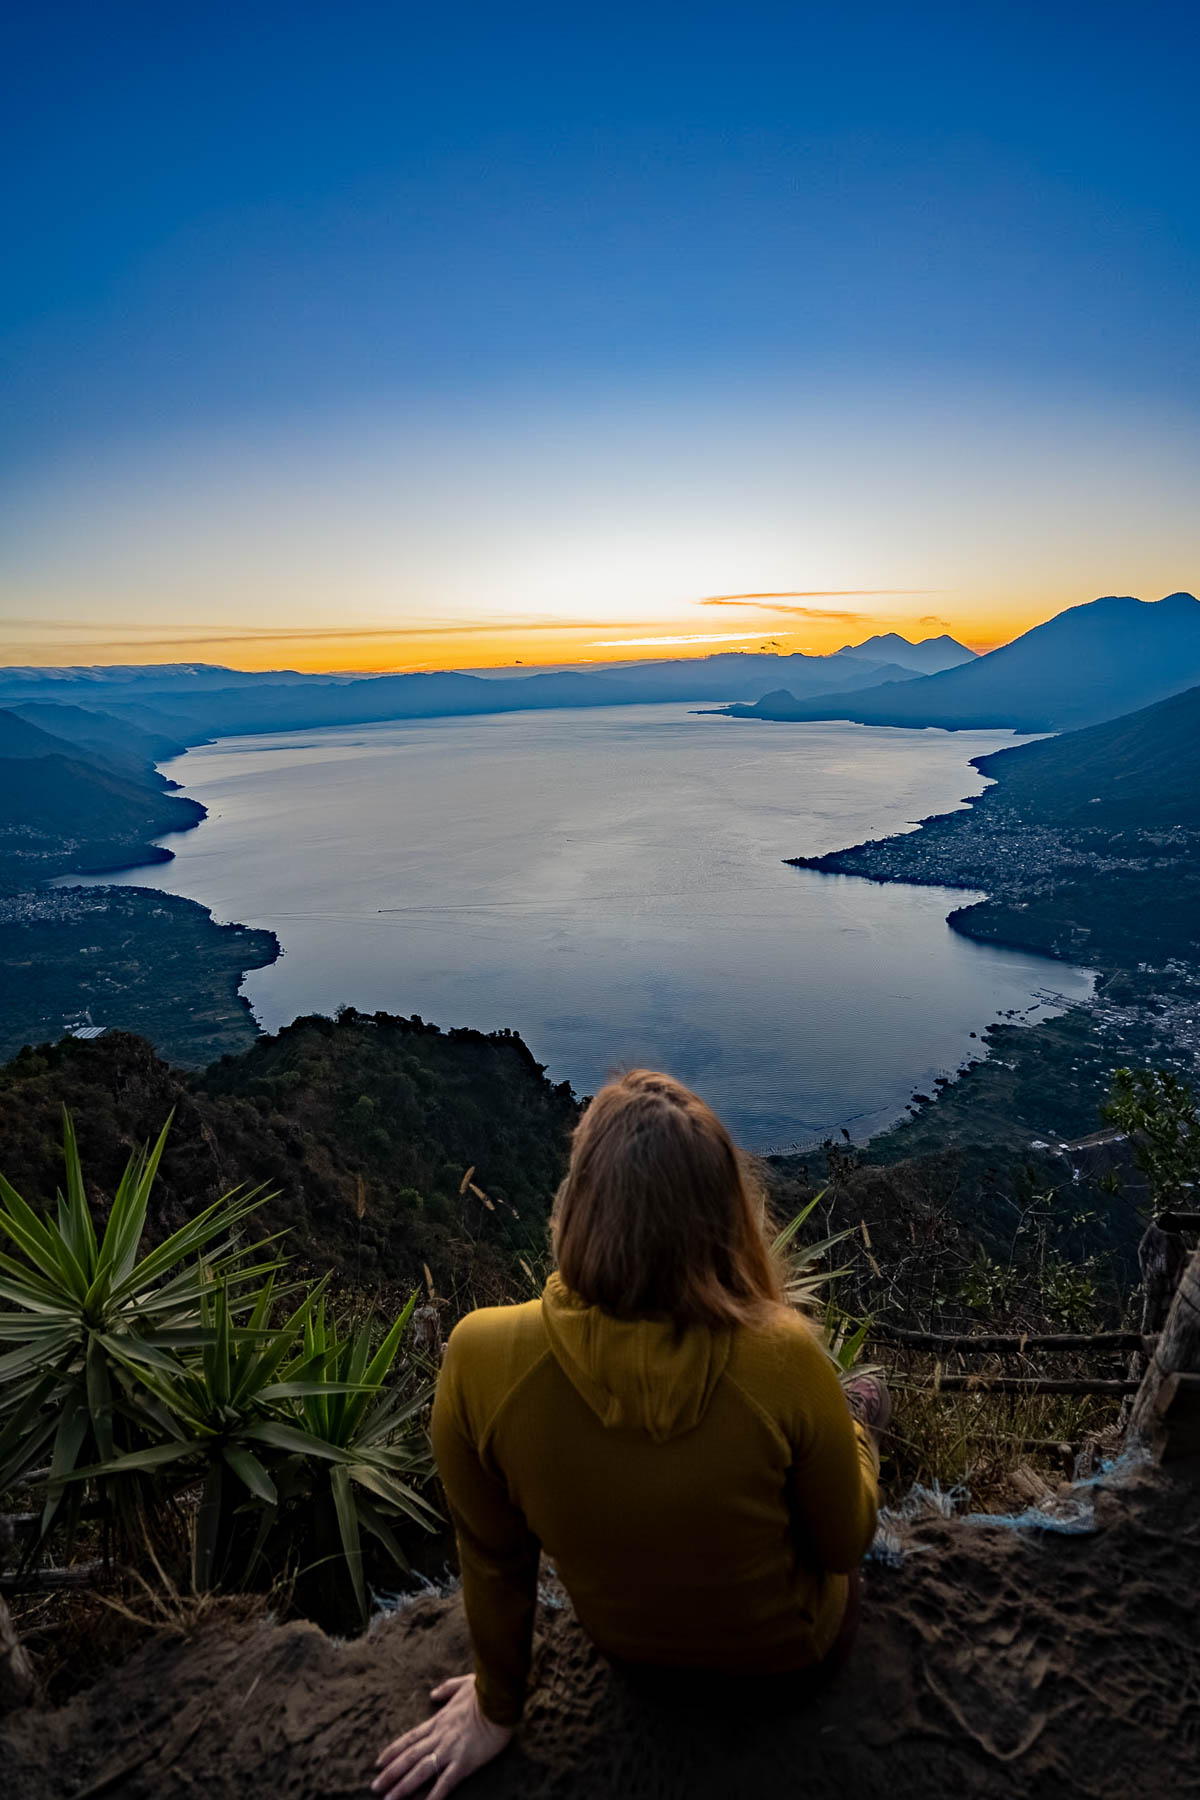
550;1069;784;1330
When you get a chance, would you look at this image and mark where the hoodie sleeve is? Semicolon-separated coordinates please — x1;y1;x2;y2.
431;1322;542;1727
786;1332;880;1574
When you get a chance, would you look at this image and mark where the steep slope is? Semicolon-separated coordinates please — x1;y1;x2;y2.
0;708;203;890
9;701;189;769
727;594;1200;731
790;679;1200;969
0;711;80;759
9;703;189;791
0;1014;578;1290
970;679;1200;829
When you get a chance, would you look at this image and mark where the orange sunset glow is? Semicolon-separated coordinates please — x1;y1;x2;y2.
0;607;1011;673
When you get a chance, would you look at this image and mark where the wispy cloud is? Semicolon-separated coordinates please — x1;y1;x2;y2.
697;590;942;623
0;618;645;651
699;601;870;624
586;632;766;649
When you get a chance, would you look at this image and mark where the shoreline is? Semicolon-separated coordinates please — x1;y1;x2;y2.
35;709;1184;1161
0;884;281;1066
776;772;1200;1165
101;720;1098;1149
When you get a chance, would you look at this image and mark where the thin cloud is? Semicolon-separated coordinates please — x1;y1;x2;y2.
0;618;646;651
587;631;766;649
699;599;871;623
697;590;943;624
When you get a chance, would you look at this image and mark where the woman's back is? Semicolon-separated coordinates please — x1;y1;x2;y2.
433;1273;879;1720
377;1072;886;1792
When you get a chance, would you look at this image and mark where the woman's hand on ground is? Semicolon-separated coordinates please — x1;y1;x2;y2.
372;1673;514;1799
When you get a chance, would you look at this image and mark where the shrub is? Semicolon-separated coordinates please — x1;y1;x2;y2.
0;1112;437;1625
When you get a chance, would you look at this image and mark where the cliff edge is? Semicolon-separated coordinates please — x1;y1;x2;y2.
4;1454;1197;1800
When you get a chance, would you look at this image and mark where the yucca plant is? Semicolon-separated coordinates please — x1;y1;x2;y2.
0;1109;274;1548
771;1190;853;1308
84;1274;349;1587
771;1191;874;1377
264;1291;439;1623
80;1282;438;1619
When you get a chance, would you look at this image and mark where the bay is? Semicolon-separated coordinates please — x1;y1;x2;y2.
83;703;1093;1150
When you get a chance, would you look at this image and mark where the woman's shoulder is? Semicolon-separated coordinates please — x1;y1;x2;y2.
441;1298;550;1419
727;1305;835;1404
446;1296;546;1355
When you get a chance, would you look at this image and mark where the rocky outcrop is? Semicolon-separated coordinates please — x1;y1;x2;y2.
3;1456;1198;1800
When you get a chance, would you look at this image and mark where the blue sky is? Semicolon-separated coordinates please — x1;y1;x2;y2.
2;1;1197;666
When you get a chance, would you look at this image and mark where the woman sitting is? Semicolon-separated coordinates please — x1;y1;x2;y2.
374;1069;886;1798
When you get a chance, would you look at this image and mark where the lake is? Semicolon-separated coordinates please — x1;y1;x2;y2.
84;703;1093;1150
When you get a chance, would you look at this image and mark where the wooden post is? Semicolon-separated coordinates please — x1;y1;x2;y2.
1128;1245;1200;1459
1121;1222;1189;1423
411;1304;443;1360
0;1593;35;1712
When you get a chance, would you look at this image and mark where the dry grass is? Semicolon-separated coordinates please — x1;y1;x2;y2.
882;1381;1123;1508
7;1529;284;1703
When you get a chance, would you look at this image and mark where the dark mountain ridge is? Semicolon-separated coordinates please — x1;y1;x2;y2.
790;677;1200;970
9;702;190;790
969;679;1200;830
720;593;1200;732
0;708;204;891
0;1013;579;1294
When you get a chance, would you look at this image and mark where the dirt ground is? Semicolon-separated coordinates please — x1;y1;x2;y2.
4;1454;1198;1800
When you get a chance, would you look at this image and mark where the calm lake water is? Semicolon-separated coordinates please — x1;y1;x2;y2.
85;704;1093;1149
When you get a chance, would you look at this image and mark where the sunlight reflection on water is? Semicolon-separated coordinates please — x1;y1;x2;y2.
77;705;1093;1150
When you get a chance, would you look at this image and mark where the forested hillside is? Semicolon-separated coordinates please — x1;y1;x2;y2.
970;681;1200;829
0;1010;580;1298
0;707;203;891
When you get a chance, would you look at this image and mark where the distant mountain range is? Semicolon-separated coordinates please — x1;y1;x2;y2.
836;631;975;675
719;593;1200;732
3;597;1197;751
0;634;968;744
0;631;971;702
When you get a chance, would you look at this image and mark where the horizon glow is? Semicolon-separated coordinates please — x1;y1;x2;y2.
2;6;1197;671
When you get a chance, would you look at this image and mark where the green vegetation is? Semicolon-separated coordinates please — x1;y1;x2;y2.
0;1114;436;1627
0;888;279;1066
0;1011;579;1301
0;708;203;893
0;704;278;1067
1102;1067;1200;1214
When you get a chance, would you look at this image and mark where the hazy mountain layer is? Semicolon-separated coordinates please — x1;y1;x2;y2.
0;649;919;741
836;631;976;673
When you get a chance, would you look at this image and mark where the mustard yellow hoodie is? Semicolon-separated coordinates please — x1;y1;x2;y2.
431;1274;879;1724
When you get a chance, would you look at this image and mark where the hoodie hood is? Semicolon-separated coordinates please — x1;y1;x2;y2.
540;1273;732;1443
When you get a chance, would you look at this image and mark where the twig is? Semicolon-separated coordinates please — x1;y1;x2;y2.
0;1559;112;1592
871;1327;1150;1353
895;1376;1138;1396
